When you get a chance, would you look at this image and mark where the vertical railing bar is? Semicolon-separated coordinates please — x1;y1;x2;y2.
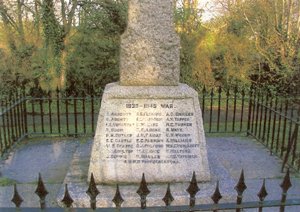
40;97;45;134
5;98;12;147
279;169;292;212
21;94;25;136
258;94;264;139
202;86;206;119
1;103;8;150
56;88;61;134
91;94;95;134
0;106;3;155
270;97;278;155
16;92;22;139
287;108;294;146
12;94;18;139
0;121;2;155
292;117;299;165
251;87;257;134
74;95;78;136
209;88;214;133
254;89;260;136
217;87;221;132
247;86;253;136
232;86;237;132
66;95;69;135
14;93;20;140
12;94;18;140
7;96;13;142
281;100;289;157
240;89;245;132
22;89;28;136
48;91;53;134
262;94;269;142
276;101;283;153
235;170;247;212
31;97;36;133
225;89;229;132
266;97;273;147
19;92;24;136
8;95;15;143
83;96;86;134
282;125;298;171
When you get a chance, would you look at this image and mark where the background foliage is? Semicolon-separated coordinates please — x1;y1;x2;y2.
0;0;299;96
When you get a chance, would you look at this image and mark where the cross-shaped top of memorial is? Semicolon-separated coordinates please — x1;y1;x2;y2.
119;0;180;86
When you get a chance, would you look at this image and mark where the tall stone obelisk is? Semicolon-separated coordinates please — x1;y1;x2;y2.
88;0;210;184
119;0;180;86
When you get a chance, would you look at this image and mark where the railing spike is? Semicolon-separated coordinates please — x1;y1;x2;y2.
162;183;174;206
61;184;74;208
112;184;124;208
235;169;247;212
137;173;150;209
186;171;200;207
257;179;268;201
280;168;292;212
280;168;292;193
86;173;100;210
234;169;247;196
35;173;48;209
211;181;222;204
11;184;23;208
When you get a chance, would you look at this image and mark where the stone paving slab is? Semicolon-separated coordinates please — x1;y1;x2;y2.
57;137;300;209
0;137;299;210
0;139;79;183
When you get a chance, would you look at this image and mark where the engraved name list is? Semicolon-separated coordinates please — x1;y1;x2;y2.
102;98;200;165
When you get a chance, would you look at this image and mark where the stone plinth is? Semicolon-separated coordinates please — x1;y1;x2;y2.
88;83;210;184
119;0;180;86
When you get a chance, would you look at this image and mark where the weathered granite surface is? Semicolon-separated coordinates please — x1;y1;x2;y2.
119;0;180;86
88;83;210;184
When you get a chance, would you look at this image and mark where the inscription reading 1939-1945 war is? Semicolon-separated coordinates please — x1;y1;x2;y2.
101;98;199;165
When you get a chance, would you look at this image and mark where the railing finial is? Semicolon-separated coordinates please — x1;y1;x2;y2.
112;184;124;208
137;173;150;209
162;183;174;206
35;173;48;209
11;184;23;208
61;184;74;208
211;180;222;204
186;171;200;207
86;173;100;210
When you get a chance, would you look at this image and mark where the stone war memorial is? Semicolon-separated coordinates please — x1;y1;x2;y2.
58;0;210;207
88;0;210;185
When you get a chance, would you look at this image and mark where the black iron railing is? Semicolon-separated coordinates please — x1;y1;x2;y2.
247;87;300;171
200;86;249;133
0;87;299;169
6;169;300;211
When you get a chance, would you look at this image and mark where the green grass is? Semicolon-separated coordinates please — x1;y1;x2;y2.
0;177;18;186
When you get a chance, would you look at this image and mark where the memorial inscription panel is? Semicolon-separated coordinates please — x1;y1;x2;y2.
103;99;199;165
88;83;210;184
88;91;209;183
